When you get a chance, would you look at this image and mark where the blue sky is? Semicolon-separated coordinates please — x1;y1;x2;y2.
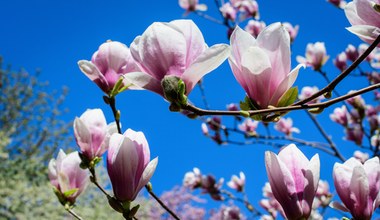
0;0;375;218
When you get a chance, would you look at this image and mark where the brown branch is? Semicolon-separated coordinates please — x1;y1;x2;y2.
145;185;180;220
182;83;380;117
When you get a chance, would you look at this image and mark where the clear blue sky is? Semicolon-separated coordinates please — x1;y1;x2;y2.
0;0;373;218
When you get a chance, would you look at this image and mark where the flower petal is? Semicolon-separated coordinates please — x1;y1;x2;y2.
122;71;163;95
182;43;230;94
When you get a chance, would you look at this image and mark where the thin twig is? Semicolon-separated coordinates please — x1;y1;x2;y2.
220;189;261;216
304;111;345;162
194;11;224;25
89;167;112;198
145;186;180;220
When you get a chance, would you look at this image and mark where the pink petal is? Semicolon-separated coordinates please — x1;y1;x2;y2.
182;43;230;94
122;71;163;95
133;157;158;200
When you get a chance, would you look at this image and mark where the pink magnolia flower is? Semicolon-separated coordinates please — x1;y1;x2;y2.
331;157;380;220
201;123;209;135
238;0;259;20
227;171;246;192
238;118;259;136
298;86;323;104
74;109;117;161
244;20;266;38
330;105;350;126
179;0;207;12
265;144;320;220
48;150;89;204
282;22;299;43
220;3;237;21
78;41;141;94
346;90;366;109
226;103;239;111
358;43;377;62
296;42;329;71
314;180;332;208
345;124;364;145
183;167;202;189
274;117;300;136
107;129;158;202
353;150;370;163
371;132;380;147
229;22;304;108
345;44;359;61
125;19;230;100
333;52;348;71
344;0;380;45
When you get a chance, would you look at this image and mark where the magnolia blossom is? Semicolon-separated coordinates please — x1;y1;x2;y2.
265;144;320;219
107;129;158;202
238;118;259;135
358;43;377;62
74;109;117;161
344;0;380;45
78;41;141;94
353;150;370;163
48;150;89;204
226;103;239;111
125;19;230;100
229;22;303;108
345;44;359;61
220;3;237;21
330;105;349;126
201;123;209;135
345;124;364;145
371;132;380;147
296;42;329;71
274;117;300;136
331;157;380;220
179;0;207;12
183;167;202;189
333;52;348;71
282;22;299;43
298;86;323;104
314;180;332;208
238;0;259;20
260;182;284;219
227;171;246;192
244;20;266;38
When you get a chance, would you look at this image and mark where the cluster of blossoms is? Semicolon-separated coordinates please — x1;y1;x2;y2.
219;0;259;23
49;109;158;217
330;93;380;147
333;43;380;71
264;144;380;220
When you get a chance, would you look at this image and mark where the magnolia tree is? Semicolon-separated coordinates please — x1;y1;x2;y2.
48;0;380;219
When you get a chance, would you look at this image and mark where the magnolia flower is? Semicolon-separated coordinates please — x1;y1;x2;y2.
179;0;207;12
227;172;246;192
183;167;202;189
239;0;259;20
346;91;366;109
274;117;300;136
314;180;332;207
298;86;323;104
220;3;237;21
226;103;239;111
296;42;329;71
358;43;377;62
74;109;117;161
229;22;303;108
265;144;320;220
371;132;380;147
345;124;364;145
48;150;89;204
238;118;259;135
201;123;209;135
107;129;158;202
125;19;230;101
245;20;266;38
330;105;349;126
344;0;380;45
331;157;380;220
78;41;141;94
282;22;299;43
333;52;348;71
353;150;370;163
345;44;359;61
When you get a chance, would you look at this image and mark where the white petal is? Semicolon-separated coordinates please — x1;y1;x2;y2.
122;72;163;95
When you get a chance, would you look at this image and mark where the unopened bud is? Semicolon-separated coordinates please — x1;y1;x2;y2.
108;197;124;213
308;107;324;114
324;91;332;99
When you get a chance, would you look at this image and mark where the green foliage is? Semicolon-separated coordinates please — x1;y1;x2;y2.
277;86;298;107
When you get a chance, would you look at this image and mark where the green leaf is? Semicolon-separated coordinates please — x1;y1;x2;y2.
63;188;78;197
277;87;298;107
